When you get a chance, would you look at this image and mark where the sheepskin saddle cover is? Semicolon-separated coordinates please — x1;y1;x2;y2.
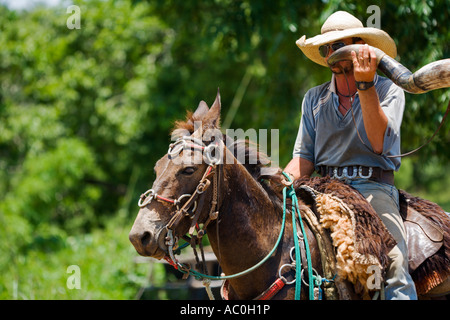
295;177;396;291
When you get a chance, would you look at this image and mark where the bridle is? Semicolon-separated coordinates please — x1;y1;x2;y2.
137;135;222;272
136;135;326;300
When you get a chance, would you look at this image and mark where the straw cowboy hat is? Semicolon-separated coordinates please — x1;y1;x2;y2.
296;11;397;67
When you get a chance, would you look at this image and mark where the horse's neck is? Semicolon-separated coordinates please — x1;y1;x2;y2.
207;163;283;298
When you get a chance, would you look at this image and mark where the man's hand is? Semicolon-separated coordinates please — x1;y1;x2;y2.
351;44;377;82
284;157;315;180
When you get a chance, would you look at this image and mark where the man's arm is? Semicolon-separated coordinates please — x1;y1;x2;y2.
357;86;388;154
352;44;388;154
284;157;315;180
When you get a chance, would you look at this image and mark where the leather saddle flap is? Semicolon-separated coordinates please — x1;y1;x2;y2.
404;206;444;272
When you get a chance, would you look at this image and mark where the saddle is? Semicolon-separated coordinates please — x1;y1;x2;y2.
296;177;450;297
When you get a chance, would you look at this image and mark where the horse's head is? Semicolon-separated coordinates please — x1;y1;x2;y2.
129;92;223;259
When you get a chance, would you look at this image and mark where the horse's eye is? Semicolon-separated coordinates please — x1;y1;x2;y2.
182;167;196;175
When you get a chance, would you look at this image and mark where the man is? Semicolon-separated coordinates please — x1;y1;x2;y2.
284;11;417;299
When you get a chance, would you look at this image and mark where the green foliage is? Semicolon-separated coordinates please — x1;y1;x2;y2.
0;0;448;299
0;217;157;299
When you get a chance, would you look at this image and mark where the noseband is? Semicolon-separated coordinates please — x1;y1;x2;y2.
138;136;222;269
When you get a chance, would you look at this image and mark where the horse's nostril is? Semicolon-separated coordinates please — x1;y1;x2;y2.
141;232;151;247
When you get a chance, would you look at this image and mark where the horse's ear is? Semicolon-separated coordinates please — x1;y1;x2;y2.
183;100;209;132
202;89;221;130
193;101;209;120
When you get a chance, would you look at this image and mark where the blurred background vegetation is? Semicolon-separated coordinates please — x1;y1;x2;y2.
0;0;448;299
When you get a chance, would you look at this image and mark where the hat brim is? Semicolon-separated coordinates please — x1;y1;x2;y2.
296;27;397;67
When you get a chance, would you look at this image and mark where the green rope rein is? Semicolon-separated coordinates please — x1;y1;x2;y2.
184;194;287;281
282;172;315;300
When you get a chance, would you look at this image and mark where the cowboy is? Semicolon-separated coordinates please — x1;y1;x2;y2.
284;11;417;299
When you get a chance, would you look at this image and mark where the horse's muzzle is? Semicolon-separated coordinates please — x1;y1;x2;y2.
129;215;168;259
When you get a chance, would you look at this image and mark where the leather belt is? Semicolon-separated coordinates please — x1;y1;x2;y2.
318;166;395;186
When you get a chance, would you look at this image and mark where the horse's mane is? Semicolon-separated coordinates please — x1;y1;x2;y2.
226;138;282;181
224;136;286;212
173;111;196;133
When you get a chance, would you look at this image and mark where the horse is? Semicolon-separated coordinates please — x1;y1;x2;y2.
129;92;450;300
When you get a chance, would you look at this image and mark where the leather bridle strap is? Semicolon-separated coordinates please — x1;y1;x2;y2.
165;163;216;234
138;135;222;238
156;137;223;277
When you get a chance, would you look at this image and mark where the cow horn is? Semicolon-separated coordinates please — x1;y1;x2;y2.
327;44;450;94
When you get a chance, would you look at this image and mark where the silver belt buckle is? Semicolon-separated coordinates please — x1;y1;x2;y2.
358;166;373;179
332;166;368;180
332;167;343;179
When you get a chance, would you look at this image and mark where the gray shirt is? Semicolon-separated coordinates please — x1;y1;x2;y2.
293;74;405;171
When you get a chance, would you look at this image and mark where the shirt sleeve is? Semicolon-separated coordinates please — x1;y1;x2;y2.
379;82;405;155
293;90;316;163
